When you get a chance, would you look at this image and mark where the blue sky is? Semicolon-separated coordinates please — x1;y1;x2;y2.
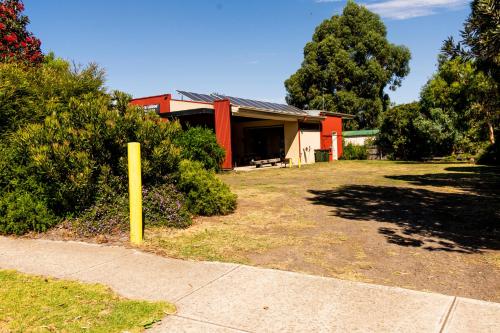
24;0;471;104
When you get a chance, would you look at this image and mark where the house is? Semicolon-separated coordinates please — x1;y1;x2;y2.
131;91;353;170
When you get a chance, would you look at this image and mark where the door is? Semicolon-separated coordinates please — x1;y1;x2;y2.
332;132;338;160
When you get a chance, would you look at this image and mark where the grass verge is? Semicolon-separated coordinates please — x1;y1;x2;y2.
0;270;175;332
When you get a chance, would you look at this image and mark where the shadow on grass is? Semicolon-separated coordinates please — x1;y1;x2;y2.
385;166;500;195
308;167;500;253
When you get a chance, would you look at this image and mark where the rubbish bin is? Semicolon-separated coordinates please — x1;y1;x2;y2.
314;149;330;162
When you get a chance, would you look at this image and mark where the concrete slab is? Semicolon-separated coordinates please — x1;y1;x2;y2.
443;297;500;333
177;265;454;333
0;237;129;277
152;315;248;333
68;249;239;301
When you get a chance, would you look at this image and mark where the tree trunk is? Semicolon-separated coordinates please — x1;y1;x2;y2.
487;121;495;144
485;107;496;144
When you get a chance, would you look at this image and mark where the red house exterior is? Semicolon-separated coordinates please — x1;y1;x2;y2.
131;91;352;170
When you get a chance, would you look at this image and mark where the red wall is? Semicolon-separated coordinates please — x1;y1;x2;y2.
214;100;233;170
320;116;343;160
130;94;171;114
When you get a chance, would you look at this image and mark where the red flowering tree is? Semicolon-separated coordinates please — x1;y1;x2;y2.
0;0;42;63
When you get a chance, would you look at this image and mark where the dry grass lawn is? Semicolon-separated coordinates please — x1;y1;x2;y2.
145;161;500;302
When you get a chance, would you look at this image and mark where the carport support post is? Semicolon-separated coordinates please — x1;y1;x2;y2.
214;99;233;170
128;142;143;245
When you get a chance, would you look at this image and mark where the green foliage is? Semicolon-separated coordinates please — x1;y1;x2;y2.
378;103;458;160
341;142;368;160
175;126;225;171
462;0;499;81
377;103;420;160
420;56;498;150
412;1;500;159
381;44;499;161
143;183;191;228
2;93;181;215
74;183;191;236
284;0;410;129
413;107;458;156
0;189;58;235
0;56;105;137
477;142;499;165
72;193;129;237
177;160;237;216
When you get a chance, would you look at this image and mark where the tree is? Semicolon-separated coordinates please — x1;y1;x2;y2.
377;103;421;160
0;0;43;63
378;103;458;160
461;0;499;144
284;0;410;129
462;0;499;81
421;47;498;146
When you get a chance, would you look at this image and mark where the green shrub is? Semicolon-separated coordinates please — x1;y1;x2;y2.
72;194;129;237
175;126;225;171
4;93;181;216
0;56;105;137
341;142;368;160
177;160;237;216
143;183;191;228
0;190;58;235
73;178;191;236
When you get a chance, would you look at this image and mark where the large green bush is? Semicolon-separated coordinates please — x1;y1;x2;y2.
0;57;236;235
175;126;225;171
2;93;181;216
177;160;237;216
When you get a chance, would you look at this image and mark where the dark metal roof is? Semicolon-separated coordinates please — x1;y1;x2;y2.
211;93;307;116
177;90;308;117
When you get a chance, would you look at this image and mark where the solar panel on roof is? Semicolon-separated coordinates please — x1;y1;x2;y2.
177;91;219;103
179;91;307;116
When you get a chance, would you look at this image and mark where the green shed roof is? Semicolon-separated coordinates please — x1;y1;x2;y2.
343;129;380;137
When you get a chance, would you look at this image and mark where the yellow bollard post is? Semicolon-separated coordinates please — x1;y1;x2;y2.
128;142;143;245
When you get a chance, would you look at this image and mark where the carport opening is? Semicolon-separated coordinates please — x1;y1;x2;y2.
231;117;285;167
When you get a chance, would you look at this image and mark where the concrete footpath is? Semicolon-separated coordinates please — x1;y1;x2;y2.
0;237;499;332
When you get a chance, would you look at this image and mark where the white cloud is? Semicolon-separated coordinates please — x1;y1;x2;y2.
365;0;469;20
